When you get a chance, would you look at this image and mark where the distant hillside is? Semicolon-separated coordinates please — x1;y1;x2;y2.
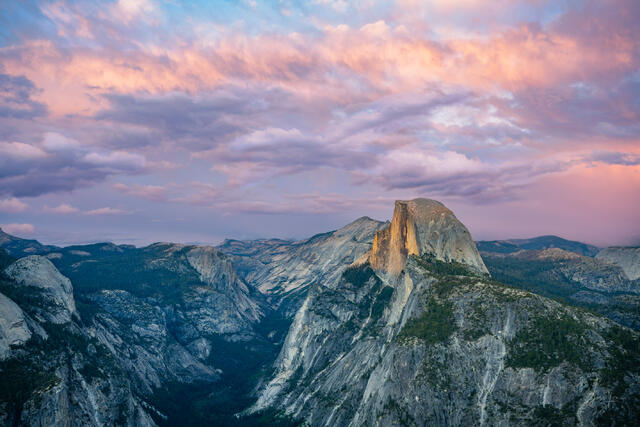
482;248;640;330
597;247;640;281
478;235;600;257
0;228;58;258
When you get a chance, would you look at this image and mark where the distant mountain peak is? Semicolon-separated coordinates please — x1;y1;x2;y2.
369;198;488;276
0;228;58;258
478;235;600;257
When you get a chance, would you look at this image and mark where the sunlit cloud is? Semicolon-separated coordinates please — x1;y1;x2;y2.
113;183;167;201
0;223;35;235
84;207;131;216
0;0;638;245
0;197;28;213
43;203;79;214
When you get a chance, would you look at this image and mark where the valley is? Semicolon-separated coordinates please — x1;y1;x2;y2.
0;200;639;426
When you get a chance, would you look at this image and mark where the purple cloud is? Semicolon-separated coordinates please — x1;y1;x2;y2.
0;73;46;119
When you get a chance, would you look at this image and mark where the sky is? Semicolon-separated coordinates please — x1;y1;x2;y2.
0;0;639;247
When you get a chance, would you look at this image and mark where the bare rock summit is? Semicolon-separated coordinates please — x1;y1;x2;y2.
370;198;488;276
4;255;76;323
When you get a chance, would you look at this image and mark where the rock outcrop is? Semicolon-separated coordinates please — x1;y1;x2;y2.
252;256;640;426
5;255;77;323
370;198;488;276
597;246;640;280
0;292;31;359
0;256;158;426
219;216;387;316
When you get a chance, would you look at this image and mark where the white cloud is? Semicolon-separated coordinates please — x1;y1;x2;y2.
0;198;28;213
116;0;155;22
41;132;82;152
84;207;130;215
380;149;486;179
233;127;307;149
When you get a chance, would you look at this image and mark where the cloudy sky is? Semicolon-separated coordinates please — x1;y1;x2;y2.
0;0;639;247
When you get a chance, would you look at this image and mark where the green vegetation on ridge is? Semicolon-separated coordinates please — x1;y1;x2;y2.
399;296;457;344
505;314;589;372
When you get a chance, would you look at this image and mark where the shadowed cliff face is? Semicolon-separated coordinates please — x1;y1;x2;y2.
370;199;488;276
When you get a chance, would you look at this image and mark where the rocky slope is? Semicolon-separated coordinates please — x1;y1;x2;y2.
219;216;387;316
481;248;640;330
5;256;77;324
596;247;640;280
2;199;640;426
0;254;157;426
252;200;640;426
0;244;289;426
0;292;31;359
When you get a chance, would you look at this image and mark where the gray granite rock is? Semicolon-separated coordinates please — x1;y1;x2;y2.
0;292;31;359
5;255;76;323
597;246;640;280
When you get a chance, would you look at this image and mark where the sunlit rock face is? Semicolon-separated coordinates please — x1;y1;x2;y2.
370;198;488;276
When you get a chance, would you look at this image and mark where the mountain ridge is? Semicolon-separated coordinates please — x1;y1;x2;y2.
1;199;639;426
478;235;600;257
247;200;640;426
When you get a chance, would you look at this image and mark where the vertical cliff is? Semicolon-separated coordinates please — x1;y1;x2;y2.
370;199;488;276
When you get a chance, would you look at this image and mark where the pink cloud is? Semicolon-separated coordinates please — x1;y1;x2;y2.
0;0;638;246
113;183;167;201
0;141;47;159
0;198;28;213
114;0;156;23
44;203;79;214
2;0;636;126
1;223;35;235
